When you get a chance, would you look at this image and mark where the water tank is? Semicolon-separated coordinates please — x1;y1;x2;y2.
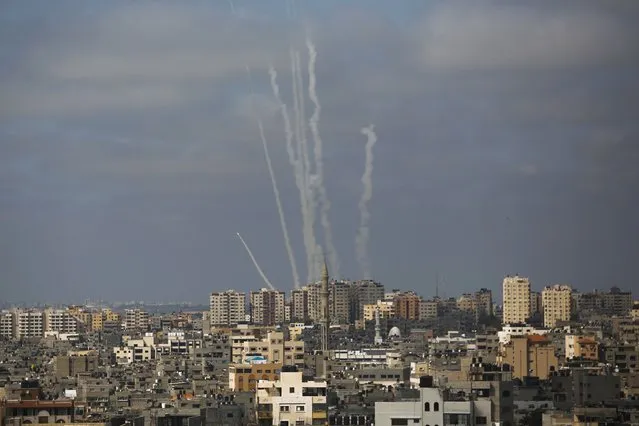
419;375;434;388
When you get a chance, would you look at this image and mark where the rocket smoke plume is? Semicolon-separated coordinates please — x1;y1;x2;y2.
356;125;378;279
246;66;300;290
236;233;275;290
306;37;339;278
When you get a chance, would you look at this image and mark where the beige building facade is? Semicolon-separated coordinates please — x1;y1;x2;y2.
502;275;531;325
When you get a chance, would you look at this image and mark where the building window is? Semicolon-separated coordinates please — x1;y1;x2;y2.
391;420;408;426
295;406;305;412
290;387;295;393
424;402;430;411
280;405;289;412
433;402;439;411
476;416;488;425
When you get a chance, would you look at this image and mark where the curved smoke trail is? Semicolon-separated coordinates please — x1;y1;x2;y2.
306;38;340;279
356;125;377;279
246;66;300;290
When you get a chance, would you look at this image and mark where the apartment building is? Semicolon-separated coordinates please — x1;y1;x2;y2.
256;365;327;426
502;274;531;325
15;309;44;338
234;331;304;368
330;281;351;324
565;335;599;361
228;362;280;392
351;280;385;322
530;291;542;316
250;288;285;326
393;291;421;320
44;308;78;334
123;309;150;331
362;300;394;321
0;311;15;338
501;335;559;380
542;285;572;328
474;288;493;318
457;293;476;312
419;299;438;320
210;290;246;326
290;288;308;322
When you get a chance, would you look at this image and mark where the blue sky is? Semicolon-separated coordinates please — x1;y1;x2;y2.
1;0;638;303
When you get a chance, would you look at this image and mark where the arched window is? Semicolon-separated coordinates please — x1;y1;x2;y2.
424;402;430;411
433;402;439;411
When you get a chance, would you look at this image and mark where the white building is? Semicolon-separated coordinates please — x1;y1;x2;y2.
497;325;549;344
256;366;327;426
113;333;155;364
44;308;78;334
0;311;15;338
15;309;44;338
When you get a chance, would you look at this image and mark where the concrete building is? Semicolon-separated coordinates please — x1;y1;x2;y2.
502;275;531;325
375;375;510;426
393;292;421;321
329;280;350;325
501;335;558;380
15;309;44;338
350;280;385;322
255;365;327;426
234;331;304;368
290;288;308;322
54;352;99;378
210;290;247;326
541;285;572;328
44;308;78;334
474;288;493;318
456;294;476;313
362;301;394;321
228;362;280;392
0;311;15;339
565;335;599;361
250;288;285;326
530;291;542;316
123;309;150;331
419;300;438;320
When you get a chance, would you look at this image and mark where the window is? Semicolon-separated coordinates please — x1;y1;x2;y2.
433;402;439;411
280;405;290;412
391;420;408;426
476;416;488;425
424;402;430;411
290;387;295;393
296;406;305;412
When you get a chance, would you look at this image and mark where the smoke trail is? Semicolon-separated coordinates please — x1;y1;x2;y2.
294;51;318;283
236;233;275;290
306;37;339;279
356;125;378;279
246;66;300;290
228;0;236;15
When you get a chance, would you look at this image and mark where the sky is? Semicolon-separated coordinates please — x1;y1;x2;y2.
1;0;638;304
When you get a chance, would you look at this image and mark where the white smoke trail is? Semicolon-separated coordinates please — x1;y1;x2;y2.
356;125;378;279
294;51;318;283
228;0;236;15
306;37;339;279
246;66;300;290
236;233;276;290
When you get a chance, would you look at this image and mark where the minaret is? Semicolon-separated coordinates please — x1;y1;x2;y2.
320;259;330;353
374;307;383;345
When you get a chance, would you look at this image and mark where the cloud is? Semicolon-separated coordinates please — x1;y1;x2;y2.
414;3;639;71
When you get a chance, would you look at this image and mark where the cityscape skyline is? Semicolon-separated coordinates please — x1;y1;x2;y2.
2;0;639;303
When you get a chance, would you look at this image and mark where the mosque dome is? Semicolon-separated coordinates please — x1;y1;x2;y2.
388;327;401;338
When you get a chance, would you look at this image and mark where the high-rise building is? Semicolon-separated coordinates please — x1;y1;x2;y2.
15;309;44;338
330;281;351;324
0;311;15;339
602;287;633;316
350;280;385;323
290;288;308;322
44;309;78;334
502;275;531;325
393;291;421;321
456;294;476;312
123;309;150;331
210;290;246;326
419;300;438;320
530;291;542;316
541;285;572;328
250;288;285;325
363;301;395;321
474;288;493;318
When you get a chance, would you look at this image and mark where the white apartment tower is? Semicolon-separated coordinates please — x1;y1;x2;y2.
44;308;78;333
250;288;285;325
0;311;15;339
542;285;572;328
15;309;44;338
210;290;246;326
502;275;531;325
